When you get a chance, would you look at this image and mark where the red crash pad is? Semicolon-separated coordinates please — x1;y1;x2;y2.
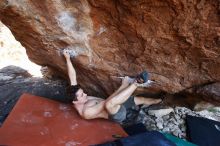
0;93;127;146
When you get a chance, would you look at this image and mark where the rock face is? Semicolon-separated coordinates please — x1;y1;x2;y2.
196;82;220;102
0;0;219;97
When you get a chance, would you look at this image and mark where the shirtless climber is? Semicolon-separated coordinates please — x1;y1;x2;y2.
63;50;162;123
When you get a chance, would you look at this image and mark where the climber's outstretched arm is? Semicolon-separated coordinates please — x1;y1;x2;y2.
63;51;77;85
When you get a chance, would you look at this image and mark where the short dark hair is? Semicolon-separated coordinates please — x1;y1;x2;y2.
66;84;81;101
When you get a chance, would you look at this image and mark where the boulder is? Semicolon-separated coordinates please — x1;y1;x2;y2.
0;0;219;97
196;82;220;102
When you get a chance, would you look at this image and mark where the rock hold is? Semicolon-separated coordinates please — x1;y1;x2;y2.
148;108;174;118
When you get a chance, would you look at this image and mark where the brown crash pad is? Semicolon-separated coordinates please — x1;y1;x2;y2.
0;93;127;146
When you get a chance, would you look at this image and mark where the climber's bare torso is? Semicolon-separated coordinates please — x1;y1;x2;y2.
74;96;109;119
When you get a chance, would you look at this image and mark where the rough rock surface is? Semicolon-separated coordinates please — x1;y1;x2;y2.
196;82;220;102
0;66;69;126
124;105;220;139
0;0;219;98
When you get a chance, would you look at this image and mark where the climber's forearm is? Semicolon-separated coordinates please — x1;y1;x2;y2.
66;58;77;85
